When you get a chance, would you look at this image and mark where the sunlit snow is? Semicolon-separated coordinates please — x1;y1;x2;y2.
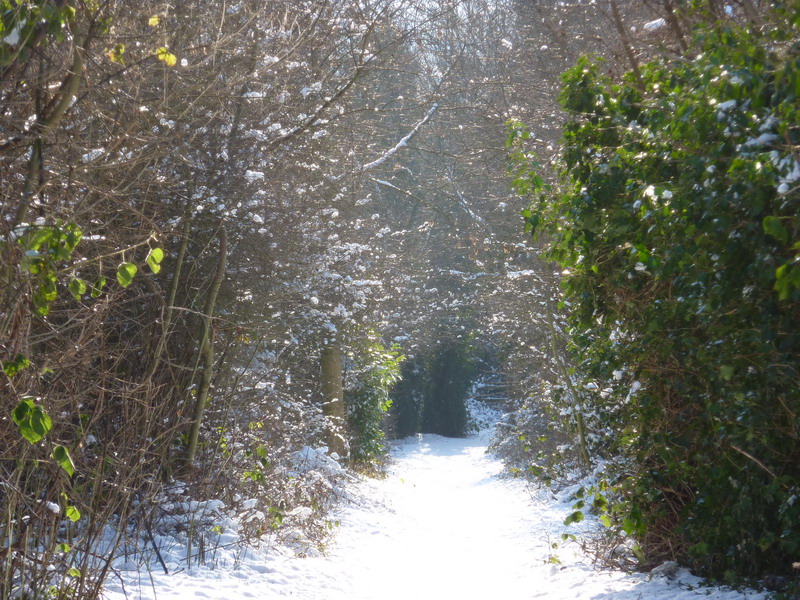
103;423;767;600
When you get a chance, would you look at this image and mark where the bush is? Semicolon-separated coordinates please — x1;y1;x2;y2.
509;6;800;580
346;337;403;465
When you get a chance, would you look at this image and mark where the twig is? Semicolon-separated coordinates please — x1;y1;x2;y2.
144;518;169;575
730;444;778;480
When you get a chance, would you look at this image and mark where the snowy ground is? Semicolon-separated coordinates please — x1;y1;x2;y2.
103;430;769;600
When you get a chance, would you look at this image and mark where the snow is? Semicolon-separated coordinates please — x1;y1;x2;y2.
102;423;767;600
244;170;265;182
744;133;778;148
82;149;105;163
355;104;438;174
644;18;666;31
2;21;24;46
301;82;322;98
717;100;737;111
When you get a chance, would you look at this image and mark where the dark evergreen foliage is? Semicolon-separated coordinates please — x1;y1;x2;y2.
508;3;800;580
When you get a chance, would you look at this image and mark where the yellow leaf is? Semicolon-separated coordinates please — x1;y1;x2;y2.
156;47;177;67
149;16;160;26
106;43;126;64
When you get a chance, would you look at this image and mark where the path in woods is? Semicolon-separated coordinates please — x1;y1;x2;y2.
105;433;767;600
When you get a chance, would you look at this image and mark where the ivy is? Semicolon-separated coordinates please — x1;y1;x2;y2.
346;335;404;465
509;11;800;580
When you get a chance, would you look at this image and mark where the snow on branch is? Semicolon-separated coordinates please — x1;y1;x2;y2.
357;103;438;173
330;103;438;182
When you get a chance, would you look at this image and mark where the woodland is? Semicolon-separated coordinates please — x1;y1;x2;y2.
0;0;798;598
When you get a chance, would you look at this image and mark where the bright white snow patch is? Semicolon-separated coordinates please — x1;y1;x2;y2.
102;432;768;600
644;18;666;31
3;21;24;45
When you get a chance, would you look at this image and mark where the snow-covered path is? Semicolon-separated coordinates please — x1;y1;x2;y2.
105;434;767;600
295;434;544;599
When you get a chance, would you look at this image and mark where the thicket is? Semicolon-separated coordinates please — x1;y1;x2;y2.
508;2;800;583
0;1;446;597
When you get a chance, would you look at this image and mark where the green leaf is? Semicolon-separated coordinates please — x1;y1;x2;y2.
91;276;107;298
12;398;33;426
12;398;52;444
775;263;800;301
68;278;87;301
68;567;81;578
719;365;734;381
763;216;788;244
622;517;640;536
146;247;164;274
30;406;52;442
65;505;81;522
688;541;709;557
599;514;612;527
27;227;55;252
52;445;75;477
564;510;584;525
593;494;608;510
3;354;31;378
64;225;82;251
116;262;137;287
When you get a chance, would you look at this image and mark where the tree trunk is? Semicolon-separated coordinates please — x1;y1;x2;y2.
185;224;227;467
320;344;347;458
608;0;643;90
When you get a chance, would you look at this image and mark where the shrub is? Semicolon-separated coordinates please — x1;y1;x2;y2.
509;7;800;579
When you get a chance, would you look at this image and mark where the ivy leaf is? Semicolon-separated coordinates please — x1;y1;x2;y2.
52;445;75;477
564;510;584;525
116;262;138;288
775;263;800;301
146;247;164;274
763;216;788;244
